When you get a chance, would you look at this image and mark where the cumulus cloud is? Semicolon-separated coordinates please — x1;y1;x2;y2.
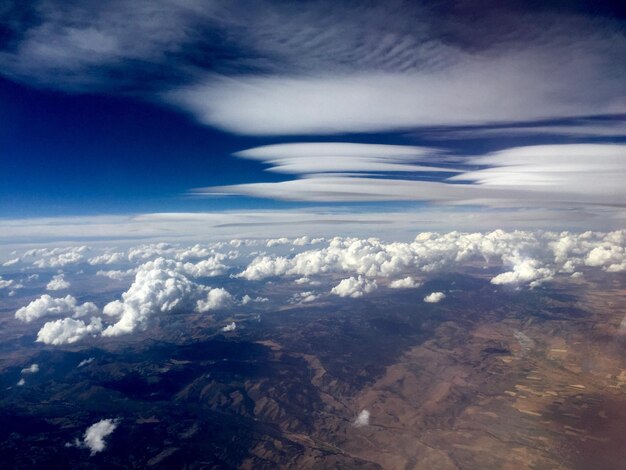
266;237;290;248
240;295;269;305
21;364;39;374
196;288;232;312
389;277;421;289
88;252;126;265
82;419;119;455
331;276;377;298
15;295;98;323
46;274;71;291
353;409;370;428
96;269;136;280
490;258;554;288
237;230;626;289
28;246;88;268
102;258;229;337
0;276;16;289
289;291;319;304
17;378;25;386
424;292;445;303
36;317;103;345
222;322;236;332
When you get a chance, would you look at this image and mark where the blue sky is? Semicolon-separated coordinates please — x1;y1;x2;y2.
0;0;624;244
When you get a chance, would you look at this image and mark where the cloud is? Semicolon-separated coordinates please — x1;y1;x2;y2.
289;291;319;304
0;206;622;250
46;274;71;291
15;294;98;323
490;258;554;288
78;357;95;368
88;252;126;265
389;277;421;289
2;1;622;141
198;144;626;210
424;292;445;303
0;0;215;90
331;276;377;298
180;255;228;277
36;317;103;345
196;288;232;312
233;143;451;174
96;269;136;280
222;322;236;332
240;295;269;305
28;246;88;268
0;276;16;289
21;364;39;374
353;409;370;428
17;378;25;387
451;144;626;200
169;54;624;135
101;258;229;336
237;230;626;288
82;418;119;455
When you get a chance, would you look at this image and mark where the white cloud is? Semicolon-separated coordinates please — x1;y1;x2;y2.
36;317;103;345
88;252;126;265
46;274;71;291
21;364;39;374
29;246;88;268
289;291;319;304
17;378;25;387
331;276;377;298
101;258;206;336
200;143;626;210
389;277;421;289
2;258;20;267
234;143;451;174
0;208;622;250
0;277;15;289
452;144;626;202
196;288;232;312
222;322;236;332
240;295;269;305
266;237;290;248
101;258;230;337
78;357;95;368
82;418;119;455
353;409;370;428
96;269;136;280
424;292;445;303
490;258;554;288
237;230;626;289
181;255;227;277
15;294;98;323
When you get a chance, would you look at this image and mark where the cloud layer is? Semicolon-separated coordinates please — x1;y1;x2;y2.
6;229;625;346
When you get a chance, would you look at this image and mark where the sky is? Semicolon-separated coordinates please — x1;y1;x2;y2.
0;0;625;247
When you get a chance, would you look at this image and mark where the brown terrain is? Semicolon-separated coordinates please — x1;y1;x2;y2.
1;270;625;469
